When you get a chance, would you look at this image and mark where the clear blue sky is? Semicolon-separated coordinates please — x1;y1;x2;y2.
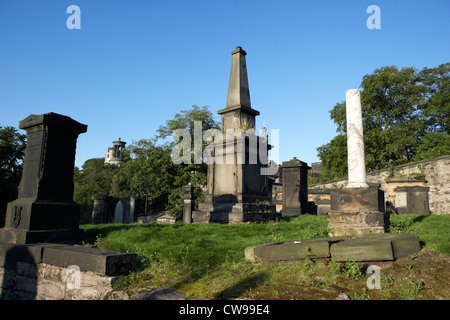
1;0;449;168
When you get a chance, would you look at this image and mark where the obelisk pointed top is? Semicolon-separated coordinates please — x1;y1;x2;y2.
226;46;251;109
232;46;246;55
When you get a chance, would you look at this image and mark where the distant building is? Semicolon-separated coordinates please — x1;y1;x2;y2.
104;138;126;166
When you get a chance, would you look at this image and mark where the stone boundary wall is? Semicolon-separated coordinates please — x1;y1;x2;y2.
0;243;136;300
310;155;450;215
0;262;118;300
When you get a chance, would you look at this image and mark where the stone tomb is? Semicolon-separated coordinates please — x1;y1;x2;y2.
393;186;430;215
91;194;113;224
0;113;87;244
0;113;137;299
280;157;310;216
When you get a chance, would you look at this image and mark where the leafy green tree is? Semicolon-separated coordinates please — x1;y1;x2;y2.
419;63;450;135
317;63;449;180
109;105;220;217
73;158;119;222
0;126;26;226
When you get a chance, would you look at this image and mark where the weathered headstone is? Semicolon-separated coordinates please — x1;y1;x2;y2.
113;197;136;224
182;184;195;224
122;196;136;223
0;113;87;244
280;157;310;216
91;194;112;224
156;212;177;224
113;201;124;224
393;186;430;215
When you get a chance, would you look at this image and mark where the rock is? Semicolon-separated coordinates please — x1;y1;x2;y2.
335;293;349;300
130;289;187;300
104;291;129;300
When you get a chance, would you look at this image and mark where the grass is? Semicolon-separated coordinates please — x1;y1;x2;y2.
81;214;450;300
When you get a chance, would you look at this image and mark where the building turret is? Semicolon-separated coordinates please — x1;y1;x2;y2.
104;138;126;166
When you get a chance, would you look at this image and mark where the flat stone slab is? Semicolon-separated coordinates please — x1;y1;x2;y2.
43;245;137;276
245;234;421;263
244;237;348;263
330;233;421;262
0;242;137;276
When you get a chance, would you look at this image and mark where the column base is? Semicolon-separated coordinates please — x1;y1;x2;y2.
327;210;390;237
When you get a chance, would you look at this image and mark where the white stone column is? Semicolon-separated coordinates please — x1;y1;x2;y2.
346;89;369;188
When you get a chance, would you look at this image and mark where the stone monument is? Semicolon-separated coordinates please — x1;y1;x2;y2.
192;47;278;223
91;194;113;224
0;113;87;244
280;157;310;216
327;90;389;236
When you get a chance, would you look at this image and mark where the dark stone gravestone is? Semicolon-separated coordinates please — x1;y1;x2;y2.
0;113;87;244
91;194;113;224
394;186;430;215
280;157;310;216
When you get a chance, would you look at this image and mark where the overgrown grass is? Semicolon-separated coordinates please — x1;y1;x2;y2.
82;215;329;269
80;214;450;300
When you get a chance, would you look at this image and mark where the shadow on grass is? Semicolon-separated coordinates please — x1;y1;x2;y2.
80;222;167;244
170;267;268;300
214;273;268;300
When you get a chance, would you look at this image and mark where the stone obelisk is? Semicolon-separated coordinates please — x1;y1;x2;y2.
345;89;369;188
192;46;278;224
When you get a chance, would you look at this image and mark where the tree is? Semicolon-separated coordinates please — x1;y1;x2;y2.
419;63;450;135
317;63;449;179
0;126;26;226
73;158;119;222
110;105;220;217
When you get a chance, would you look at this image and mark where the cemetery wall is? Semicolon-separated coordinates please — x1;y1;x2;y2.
310;155;450;214
0;261;118;300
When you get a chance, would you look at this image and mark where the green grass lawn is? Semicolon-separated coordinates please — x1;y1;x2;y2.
81;214;450;300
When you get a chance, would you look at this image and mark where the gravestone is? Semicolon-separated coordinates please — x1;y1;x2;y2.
394;186;430;215
113;197;136;224
91;194;112;224
0;113;87;244
113;201;124;224
156;212;177;224
280;157;310;216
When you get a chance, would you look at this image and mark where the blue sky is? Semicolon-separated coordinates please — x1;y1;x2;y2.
1;0;449;168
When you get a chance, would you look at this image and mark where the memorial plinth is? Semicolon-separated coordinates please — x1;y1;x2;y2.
0;113;87;244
